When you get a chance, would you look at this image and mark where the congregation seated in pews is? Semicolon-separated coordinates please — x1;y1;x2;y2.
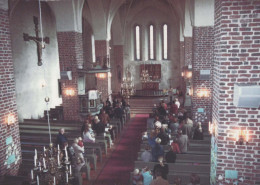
131;97;210;185
53;97;131;183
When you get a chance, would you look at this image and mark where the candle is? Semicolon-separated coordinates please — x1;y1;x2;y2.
65;146;68;161
35;149;37;159
43;146;46;152
43;158;46;169
69;165;72;175
31;170;34;180
53;176;56;185
57;153;60;166
34;155;37;167
37;175;39;185
57;144;60;151
66;172;68;183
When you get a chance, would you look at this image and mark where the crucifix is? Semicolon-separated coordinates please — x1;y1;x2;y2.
23;16;50;66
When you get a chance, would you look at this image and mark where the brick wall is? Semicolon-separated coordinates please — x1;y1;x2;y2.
57;32;83;121
0;9;21;176
213;0;260;184
192;27;214;125
184;37;193;66
95;40;111;102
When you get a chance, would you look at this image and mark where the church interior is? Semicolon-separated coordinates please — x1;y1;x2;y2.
0;0;260;184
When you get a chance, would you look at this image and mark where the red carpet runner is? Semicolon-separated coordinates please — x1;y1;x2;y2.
94;114;148;185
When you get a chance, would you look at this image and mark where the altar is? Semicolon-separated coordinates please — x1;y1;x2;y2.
142;81;159;90
140;64;161;90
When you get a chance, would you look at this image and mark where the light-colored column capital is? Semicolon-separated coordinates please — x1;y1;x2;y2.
0;0;8;11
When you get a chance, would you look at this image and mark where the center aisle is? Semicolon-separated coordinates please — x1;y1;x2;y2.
93;114;148;185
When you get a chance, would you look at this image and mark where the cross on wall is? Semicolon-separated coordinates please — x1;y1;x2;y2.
23;16;50;66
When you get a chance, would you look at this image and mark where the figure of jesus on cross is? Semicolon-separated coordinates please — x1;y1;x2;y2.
23;16;50;66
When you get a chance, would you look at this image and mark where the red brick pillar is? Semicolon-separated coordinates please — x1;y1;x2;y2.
113;45;123;94
191;27;214;126
184;37;193;66
57;32;83;121
0;8;21;176
213;1;260;184
95;40;111;102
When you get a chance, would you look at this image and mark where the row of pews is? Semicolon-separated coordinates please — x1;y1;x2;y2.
131;122;211;185
16;110;130;184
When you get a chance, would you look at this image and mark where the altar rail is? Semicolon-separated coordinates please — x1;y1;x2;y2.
135;90;168;97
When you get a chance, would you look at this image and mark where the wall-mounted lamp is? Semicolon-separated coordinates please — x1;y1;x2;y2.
182;66;192;80
65;89;75;96
95;73;107;79
7;114;15;126
197;89;210;97
235;129;249;145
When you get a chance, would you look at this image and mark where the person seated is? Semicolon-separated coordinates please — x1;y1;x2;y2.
169;116;179;135
141;145;152;162
151;138;164;162
72;138;85;164
173;177;182;185
153;156;169;180
141;167;153;185
170;138;181;154
92;116;105;136
132;169;143;185
56;128;68;147
147;130;157;148
177;130;189;154
193;122;204;140
175;98;180;108
83;124;95;143
165;149;177;163
157;126;170;145
81;119;91;137
150;170;169;185
170;100;178;116
187;173;201;185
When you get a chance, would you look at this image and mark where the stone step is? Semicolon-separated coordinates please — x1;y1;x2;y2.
167;173;210;185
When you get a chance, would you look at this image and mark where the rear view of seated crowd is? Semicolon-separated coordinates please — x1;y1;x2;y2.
133;98;204;185
54;97;130;182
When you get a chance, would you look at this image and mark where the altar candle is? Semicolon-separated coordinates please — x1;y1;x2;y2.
69;165;72;175
53;176;56;185
36;175;39;185
43;146;46;152
57;144;60;151
66;172;69;183
43;158;46;169
31;170;34;180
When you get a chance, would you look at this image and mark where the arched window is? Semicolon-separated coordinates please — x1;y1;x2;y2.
162;24;168;60
134;25;141;60
149;24;155;60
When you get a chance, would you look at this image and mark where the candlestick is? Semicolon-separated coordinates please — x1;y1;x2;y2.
69;165;72;175
37;175;39;185
31;169;34;180
53;176;56;185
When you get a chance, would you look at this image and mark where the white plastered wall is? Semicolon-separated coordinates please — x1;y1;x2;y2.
10;2;62;121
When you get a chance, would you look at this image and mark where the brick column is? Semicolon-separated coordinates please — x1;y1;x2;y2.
113;45;123;94
57;32;83;121
0;8;21;176
95;40;111;102
191;27;214;126
213;1;260;184
184;37;193;66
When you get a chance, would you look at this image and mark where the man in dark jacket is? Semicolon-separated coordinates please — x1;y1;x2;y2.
56;128;68;147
